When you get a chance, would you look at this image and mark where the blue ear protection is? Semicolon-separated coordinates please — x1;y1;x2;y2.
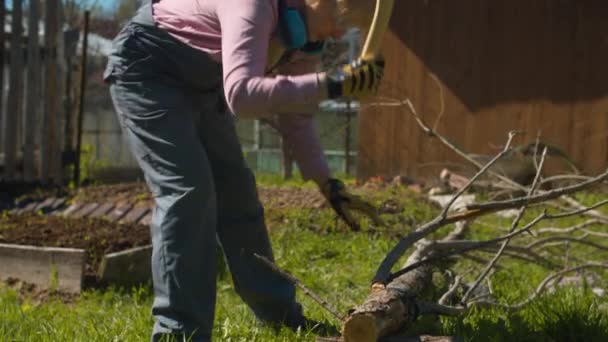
278;0;324;54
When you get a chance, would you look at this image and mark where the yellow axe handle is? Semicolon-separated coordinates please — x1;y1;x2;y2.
360;0;395;60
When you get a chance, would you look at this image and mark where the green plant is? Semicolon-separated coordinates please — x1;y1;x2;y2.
66;143;111;187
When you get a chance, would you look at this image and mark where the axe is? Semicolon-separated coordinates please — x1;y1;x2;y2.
360;0;395;60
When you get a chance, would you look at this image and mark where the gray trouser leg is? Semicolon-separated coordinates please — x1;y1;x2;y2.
110;79;305;341
110;81;218;342
195;99;304;327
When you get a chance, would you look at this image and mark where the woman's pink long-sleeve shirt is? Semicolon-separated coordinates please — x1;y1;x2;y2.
152;0;330;183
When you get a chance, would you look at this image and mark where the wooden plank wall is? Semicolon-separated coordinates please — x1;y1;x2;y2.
1;0;66;184
4;0;24;178
358;0;608;180
23;0;42;182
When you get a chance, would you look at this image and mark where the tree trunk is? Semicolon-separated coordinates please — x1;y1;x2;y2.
318;336;458;342
342;223;468;342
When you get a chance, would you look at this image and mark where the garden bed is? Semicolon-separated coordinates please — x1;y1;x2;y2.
0;213;151;292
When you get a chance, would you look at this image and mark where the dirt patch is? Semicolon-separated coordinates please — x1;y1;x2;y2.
0;213;150;278
2;277;78;305
258;186;327;210
68;182;327;210
70;182;153;207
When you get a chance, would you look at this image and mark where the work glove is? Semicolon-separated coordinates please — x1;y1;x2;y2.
320;178;383;231
324;57;385;100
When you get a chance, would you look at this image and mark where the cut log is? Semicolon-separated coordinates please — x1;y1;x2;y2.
342;223;468;342
317;335;458;342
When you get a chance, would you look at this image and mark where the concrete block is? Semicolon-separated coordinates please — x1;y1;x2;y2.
98;245;152;287
0;243;85;293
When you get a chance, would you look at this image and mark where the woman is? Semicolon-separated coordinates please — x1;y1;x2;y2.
104;0;384;340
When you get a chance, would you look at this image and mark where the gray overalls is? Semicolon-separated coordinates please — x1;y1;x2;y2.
103;3;304;341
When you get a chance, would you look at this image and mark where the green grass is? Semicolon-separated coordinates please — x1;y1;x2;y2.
1;182;608;341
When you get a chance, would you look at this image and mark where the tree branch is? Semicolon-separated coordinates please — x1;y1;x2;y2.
372;132;520;284
471;263;608;309
467;171;608;212
254;254;346;322
461;147;548;303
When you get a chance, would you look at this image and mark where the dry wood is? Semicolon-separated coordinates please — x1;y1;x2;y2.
0;0;4;157
317;336;458;342
342;223;468;342
4;0;24;179
343;94;608;341
254;254;346;322
23;0;42;181
462;147;547;303
52;0;66;184
41;0;59;183
372;132;519;284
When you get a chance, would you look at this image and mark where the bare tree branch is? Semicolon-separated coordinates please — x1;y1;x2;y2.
367;96;608;227
467;170;608;211
471;263;608;310
526;235;608;253
346;94;608;340
254;254;346;322
417;301;465;316
461;148;548;303
560;195;608;223
372;132;520;284
536;219;601;235
438;275;462;305
545;199;608;219
478;246;558;269
536;219;608;238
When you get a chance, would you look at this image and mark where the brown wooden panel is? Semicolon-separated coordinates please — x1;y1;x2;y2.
35;197;57;212
106;203;133;222
62;202;83;217
358;0;608;180
119;206;150;225
71;203;100;219
89;203;115;219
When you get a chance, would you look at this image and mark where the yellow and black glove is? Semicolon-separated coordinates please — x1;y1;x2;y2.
324;57;385;100
320;178;383;231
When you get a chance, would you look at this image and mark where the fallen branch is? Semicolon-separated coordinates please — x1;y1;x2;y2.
438;275;462;306
467;171;608;212
342;222;469;342
526;235;608;253
373;165;607;286
472;263;608;310
254;254;346;322
344;96;608;341
462;147;547;303
372;97;608;226
373;132;519;284
536;219;601;235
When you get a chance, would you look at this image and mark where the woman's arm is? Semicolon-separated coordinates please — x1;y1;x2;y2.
277;114;330;185
217;0;326;118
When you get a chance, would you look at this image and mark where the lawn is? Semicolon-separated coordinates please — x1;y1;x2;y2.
1;177;607;342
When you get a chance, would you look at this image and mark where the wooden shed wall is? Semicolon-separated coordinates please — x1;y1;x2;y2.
358;0;608;180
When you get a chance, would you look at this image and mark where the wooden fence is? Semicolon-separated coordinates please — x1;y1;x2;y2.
0;0;79;184
358;0;608;180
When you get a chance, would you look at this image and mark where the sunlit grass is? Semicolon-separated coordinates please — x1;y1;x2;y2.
1;181;607;341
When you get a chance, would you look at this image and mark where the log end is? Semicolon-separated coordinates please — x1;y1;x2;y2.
343;313;378;342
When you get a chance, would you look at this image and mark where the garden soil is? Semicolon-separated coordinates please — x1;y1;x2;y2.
0;213;150;278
